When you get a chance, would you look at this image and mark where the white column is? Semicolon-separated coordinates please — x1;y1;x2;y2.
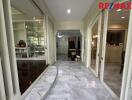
0;0;14;99
120;8;132;100
0;58;6;100
80;29;84;62
100;10;108;81
95;14;102;77
86;27;92;68
2;0;21;98
44;15;50;64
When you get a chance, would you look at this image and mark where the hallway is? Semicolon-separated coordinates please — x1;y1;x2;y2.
46;61;114;100
1;0;132;100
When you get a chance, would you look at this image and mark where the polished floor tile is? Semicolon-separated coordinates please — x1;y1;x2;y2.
104;63;122;96
46;61;115;100
24;66;57;100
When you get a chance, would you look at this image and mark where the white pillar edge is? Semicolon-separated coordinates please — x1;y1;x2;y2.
120;7;132;100
2;0;21;98
0;0;14;99
100;10;108;81
95;14;102;77
0;58;6;100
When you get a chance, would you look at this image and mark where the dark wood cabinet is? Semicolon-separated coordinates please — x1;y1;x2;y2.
17;60;47;94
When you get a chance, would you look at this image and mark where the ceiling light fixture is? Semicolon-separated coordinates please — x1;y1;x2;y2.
57;32;64;38
121;16;125;19
116;9;122;12
67;9;71;14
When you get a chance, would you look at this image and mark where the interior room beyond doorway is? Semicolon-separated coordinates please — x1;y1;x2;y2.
56;30;81;61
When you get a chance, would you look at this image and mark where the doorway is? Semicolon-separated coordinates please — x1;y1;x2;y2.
56;30;82;61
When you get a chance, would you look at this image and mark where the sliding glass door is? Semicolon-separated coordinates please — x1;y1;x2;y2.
90;15;102;77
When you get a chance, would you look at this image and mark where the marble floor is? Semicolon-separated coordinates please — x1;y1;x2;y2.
45;61;115;100
57;54;71;61
24;66;57;100
104;63;122;97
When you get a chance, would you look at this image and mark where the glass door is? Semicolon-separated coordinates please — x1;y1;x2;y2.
90;15;102;77
101;1;130;98
90;20;98;75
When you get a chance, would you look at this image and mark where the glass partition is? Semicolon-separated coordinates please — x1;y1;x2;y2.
12;6;47;94
26;21;45;58
103;4;130;96
90;21;98;72
13;20;45;59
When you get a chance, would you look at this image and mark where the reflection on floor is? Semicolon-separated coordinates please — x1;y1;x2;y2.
104;63;122;97
57;54;71;61
46;61;114;100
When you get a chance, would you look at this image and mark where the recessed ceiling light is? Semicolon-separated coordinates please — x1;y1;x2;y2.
121;16;125;19
67;9;71;14
117;9;122;12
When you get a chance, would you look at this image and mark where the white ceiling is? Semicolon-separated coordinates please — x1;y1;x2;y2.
11;0;41;16
44;0;95;21
11;0;42;20
11;0;95;21
109;9;130;24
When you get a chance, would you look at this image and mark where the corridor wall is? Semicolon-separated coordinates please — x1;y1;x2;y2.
83;0;132;100
46;16;55;64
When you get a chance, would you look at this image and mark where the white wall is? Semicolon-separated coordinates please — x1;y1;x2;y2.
47;17;55;64
57;36;68;54
54;21;83;32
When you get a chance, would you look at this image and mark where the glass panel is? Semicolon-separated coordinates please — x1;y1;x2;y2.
103;3;130;96
26;21;45;58
13;20;46;59
11;6;47;94
91;21;98;71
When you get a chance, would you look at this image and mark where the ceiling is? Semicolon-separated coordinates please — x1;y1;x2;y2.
11;0;95;21
44;0;95;21
109;9;130;24
11;7;23;15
